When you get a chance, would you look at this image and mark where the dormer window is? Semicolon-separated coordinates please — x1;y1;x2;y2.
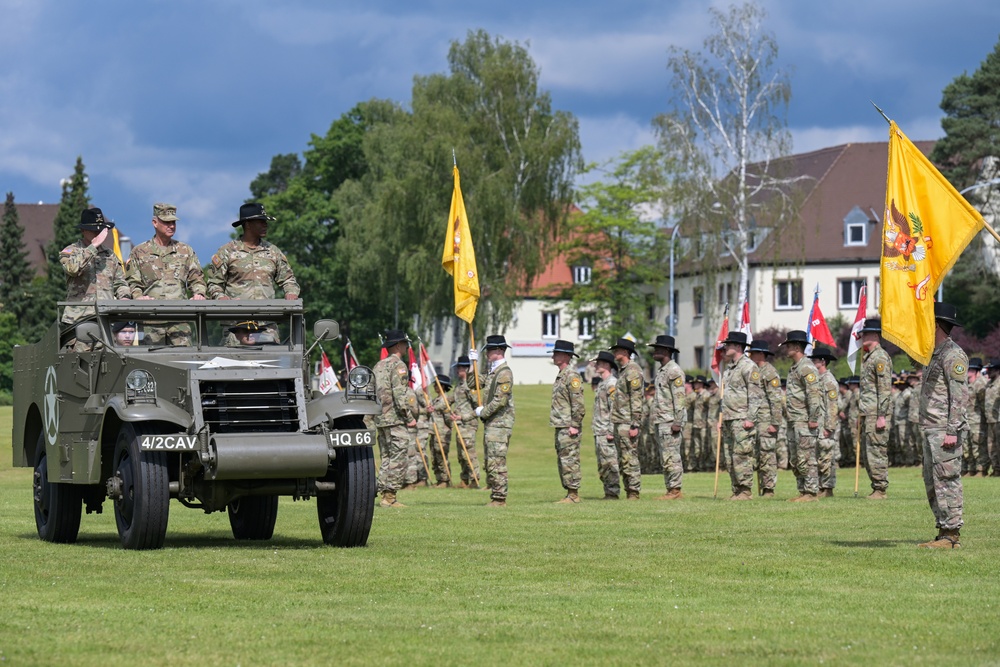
844;206;869;247
571;265;592;285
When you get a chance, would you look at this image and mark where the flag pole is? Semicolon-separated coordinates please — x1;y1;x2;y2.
409;341;448;485
420;337;480;487
470;324;483;406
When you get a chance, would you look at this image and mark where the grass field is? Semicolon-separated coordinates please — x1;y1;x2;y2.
1;386;999;666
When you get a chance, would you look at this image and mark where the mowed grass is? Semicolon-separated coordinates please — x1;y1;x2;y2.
1;386;998;666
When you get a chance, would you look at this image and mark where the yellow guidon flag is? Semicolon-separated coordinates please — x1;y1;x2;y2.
441;165;480;323
880;120;984;365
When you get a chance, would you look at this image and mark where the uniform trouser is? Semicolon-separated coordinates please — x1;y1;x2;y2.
612;423;642;494
756;431;778;493
682;423;695;470
555;427;582;491
430;419;452;483
377;424;413;494
818;428;840;490
594;432;621;497
897;423;911;467
703;424;721;471
887;419;900;466
657;423;684;490
722;420;756;494
862;417;890;492
455;423;480;485
787;423;801;491
907;421;922;466
483;425;511;501
922;429;964;531
776;428;789;470
989;423;1000;476
962;423;980;473
789;421;820;495
689;427;704;471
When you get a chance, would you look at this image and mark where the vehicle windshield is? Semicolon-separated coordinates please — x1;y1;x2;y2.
206;317;289;347
106;315;291;348
109;317;199;348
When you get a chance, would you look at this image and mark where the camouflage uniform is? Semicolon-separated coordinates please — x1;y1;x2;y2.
592;376;620;497
638;391;659;474
967;373;987;475
906;378;922;466
721;355;762;495
60;240;130;325
985;376;1000;476
205;239;300;299
786;356;824;496
550;365;586;493
860;345;893;493
411;391;434;485
919;337;967;531
755;362;783;493
776;392;789;469
125;238;206;345
682;388;696;471
653;359;687;492
451;374;481;486
610;359;645;496
818;370;840;493
706;386;722;471
690;388;708;472
373;354;418;494
478;360;515;502
896;384;912;466
838;386;852;467
430;390;454;484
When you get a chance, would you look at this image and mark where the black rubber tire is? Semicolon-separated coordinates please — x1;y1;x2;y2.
228;495;279;540
317;446;375;547
113;423;170;550
33;432;82;543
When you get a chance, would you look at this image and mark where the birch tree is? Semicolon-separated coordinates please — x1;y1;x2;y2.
654;2;795;316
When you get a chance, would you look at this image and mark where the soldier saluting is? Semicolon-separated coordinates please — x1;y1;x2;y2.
61;207;131;330
549;340;586;504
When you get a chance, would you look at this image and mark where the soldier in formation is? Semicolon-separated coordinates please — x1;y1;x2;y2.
810;346;840;497
372;330;418;508
984;359;1000;477
917;303;967;549
429;374;454;488
474;335;515;506
905;372;922;466
705;378;722;472
783;330;824;502
859;318;893;499
591;351;621;499
965;358;986;476
719;331;762;500
609;338;645;500
649;335;686;500
749;340;781;496
893;373;912;466
689;376;708;472
451;356;481;488
549;340;585;503
206;203;299;301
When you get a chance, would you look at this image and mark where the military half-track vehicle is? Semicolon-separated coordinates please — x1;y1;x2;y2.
13;299;379;550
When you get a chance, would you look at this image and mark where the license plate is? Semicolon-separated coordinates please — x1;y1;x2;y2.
328;429;375;448
140;434;198;451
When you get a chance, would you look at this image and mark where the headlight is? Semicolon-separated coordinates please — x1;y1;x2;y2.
349;366;372;389
126;370;157;403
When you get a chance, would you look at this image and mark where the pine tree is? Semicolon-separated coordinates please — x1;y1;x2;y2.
0;192;32;322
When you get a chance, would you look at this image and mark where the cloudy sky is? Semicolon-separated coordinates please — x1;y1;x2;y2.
2;0;998;262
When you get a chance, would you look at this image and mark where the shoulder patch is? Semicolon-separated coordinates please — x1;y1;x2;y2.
771;378;780;387
630;377;641;389
570;377;582;390
876;362;885;373
61;245;75;255
608;386;616;396
211;254;223;267
674;377;683;387
750;370;760;381
829;389;837;399
952;363;966;378
806;373;817;383
397;368;407;375
500;382;511;393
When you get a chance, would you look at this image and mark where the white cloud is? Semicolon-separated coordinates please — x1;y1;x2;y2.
577;113;657;168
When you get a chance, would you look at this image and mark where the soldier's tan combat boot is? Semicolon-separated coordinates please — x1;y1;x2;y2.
788;493;818;502
626;491;640;500
818;489;834;498
761;489;775;498
435;481;450;489
601;493;620;500
919;529;961;549
556;490;581;504
867;489;887;500
379;491;406;508
656;489;683;500
487;499;506;507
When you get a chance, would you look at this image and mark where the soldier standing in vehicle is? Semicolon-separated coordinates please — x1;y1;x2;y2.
859;318;893;499
60;207;131;342
127;203;206;301
591;351;620;500
207;203;300;301
549;340;586;503
749;340;782;496
474;335;515;506
917;303;968;549
648;335;686;500
373;330;418;508
451;356;481;488
609;338;645;500
783;330;825;502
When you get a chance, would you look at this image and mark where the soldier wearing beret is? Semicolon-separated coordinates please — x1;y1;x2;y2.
859;318;893;499
474;335;516;506
917;304;968;548
719;332;762;500
609;338;645;499
749;340;782;496
783;330;825;501
206;203;300;301
591;351;621;499
649;335;686;500
61;207;131;334
549;340;586;503
372;330;418;508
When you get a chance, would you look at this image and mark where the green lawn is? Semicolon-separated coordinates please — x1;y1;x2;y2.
1;387;998;666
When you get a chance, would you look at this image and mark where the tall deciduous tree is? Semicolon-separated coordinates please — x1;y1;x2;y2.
557;147;673;357
654;2;795;320
0;192;31;322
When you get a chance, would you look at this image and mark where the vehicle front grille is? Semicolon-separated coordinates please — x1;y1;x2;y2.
199;379;300;433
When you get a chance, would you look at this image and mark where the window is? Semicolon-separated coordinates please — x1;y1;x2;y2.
875;277;881;308
578;313;596;340
672;290;679;318
433;318;444;346
542;311;560;338
838;278;867;309
571;265;592;285
693;287;704;318
844;206;869;247
718;282;733;306
694;346;704;369
774;280;803;310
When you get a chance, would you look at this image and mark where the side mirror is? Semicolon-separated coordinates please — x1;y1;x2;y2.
76;322;102;344
313;319;340;342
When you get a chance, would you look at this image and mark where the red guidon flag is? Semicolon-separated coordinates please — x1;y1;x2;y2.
710;306;729;385
318;350;338;394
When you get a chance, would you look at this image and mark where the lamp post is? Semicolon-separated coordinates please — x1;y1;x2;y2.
668;224;681;337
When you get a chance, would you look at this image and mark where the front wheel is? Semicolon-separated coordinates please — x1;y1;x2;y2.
112;423;170;550
33;433;82;543
228;496;279;540
317;447;375;547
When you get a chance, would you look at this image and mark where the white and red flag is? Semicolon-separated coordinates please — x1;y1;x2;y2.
318;350;339;394
805;285;837;354
710;304;730;385
737;297;753;345
846;285;868;369
343;338;359;371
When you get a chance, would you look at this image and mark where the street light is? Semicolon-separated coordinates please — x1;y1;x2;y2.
668;224;681;337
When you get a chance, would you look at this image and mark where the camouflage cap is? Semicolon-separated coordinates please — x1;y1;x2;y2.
153;203;178;222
